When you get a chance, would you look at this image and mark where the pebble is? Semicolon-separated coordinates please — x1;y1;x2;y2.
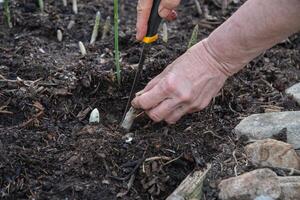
234;111;300;148
286;82;300;105
218;168;281;200
278;176;300;200
245;139;300;169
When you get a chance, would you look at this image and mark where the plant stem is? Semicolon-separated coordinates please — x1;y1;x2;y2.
114;0;121;85
78;41;87;56
101;16;111;40
188;24;199;49
4;0;12;28
62;0;67;7
72;0;78;14
38;0;44;12
90;11;101;45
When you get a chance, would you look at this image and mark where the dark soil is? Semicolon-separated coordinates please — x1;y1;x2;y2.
0;0;299;199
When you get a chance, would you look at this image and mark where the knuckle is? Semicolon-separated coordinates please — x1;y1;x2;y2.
161;77;176;95
179;93;192;103
179;90;193;103
137;98;150;110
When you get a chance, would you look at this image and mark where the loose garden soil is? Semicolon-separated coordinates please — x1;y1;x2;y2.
0;0;299;199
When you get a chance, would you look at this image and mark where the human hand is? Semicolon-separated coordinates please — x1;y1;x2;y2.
136;0;180;40
132;39;238;124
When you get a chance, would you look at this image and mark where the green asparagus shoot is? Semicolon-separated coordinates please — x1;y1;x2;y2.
4;0;12;28
38;0;44;12
114;0;121;85
72;0;78;14
101;16;111;40
90;11;101;45
162;22;168;43
188;24;199;49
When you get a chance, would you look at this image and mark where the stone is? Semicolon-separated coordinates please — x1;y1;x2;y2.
278;176;300;200
218;168;281;200
245;139;300;169
254;195;274;200
286;83;300;105
234;111;300;148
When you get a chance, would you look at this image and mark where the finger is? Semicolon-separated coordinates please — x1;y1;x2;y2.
164;104;189;124
135;60;175;99
146;98;179;122
159;0;180;18
136;0;153;40
187;78;225;113
160;0;181;9
136;74;163;96
132;77;174;110
165;10;177;21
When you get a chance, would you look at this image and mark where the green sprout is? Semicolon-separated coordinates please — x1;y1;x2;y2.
188;24;199;49
162;22;168;43
62;0;67;7
72;0;78;14
90;11;101;45
101;16;111;40
4;0;12;28
38;0;44;12
114;0;121;85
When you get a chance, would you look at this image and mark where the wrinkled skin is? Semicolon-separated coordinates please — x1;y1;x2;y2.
133;0;300;124
132;39;229;124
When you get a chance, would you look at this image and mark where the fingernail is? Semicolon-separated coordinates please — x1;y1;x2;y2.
136;90;144;96
131;99;138;108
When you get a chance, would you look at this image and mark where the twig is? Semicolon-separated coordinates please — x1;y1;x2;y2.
194;0;203;16
145;156;171;162
108;158;145;181
232;150;238;176
267;166;300;176
19;111;44;128
163;154;183;166
203;130;223;140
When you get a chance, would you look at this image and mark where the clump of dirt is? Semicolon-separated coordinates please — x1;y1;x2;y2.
0;0;299;199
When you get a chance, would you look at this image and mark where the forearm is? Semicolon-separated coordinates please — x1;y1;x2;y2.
205;0;300;75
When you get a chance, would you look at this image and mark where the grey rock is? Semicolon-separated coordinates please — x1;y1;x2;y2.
254;195;274;200
278;176;300;200
235;111;300;148
218;168;281;200
245;139;300;169
286;83;300;105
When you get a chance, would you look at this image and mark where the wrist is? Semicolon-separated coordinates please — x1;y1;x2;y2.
205;34;250;76
189;38;245;77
